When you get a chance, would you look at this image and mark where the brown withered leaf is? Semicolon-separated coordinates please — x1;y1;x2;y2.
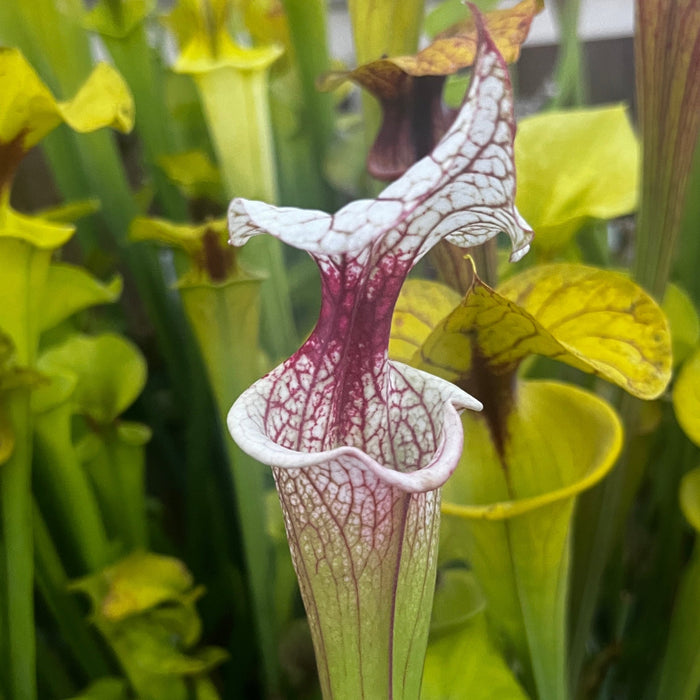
318;0;542;181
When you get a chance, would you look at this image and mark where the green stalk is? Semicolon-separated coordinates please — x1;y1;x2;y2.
192;65;298;359
0;393;35;700
673;143;700;305
89;8;189;221
33;503;112;680
280;0;335;208
632;0;700;299
33;396;110;572
549;0;586;108
181;280;280;694
0;215;67;700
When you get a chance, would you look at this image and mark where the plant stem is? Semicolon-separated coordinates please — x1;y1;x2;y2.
0;394;36;700
181;282;280;695
550;0;586;108
33;503;111;680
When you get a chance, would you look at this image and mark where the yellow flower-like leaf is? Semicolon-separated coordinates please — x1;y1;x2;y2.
58;62;134;134
168;0;283;73
499;263;671;398
514;105;639;253
673;348;700;447
0;203;74;249
240;0;289;49
131;216;253;286
389;279;461;364
318;0;542;93
0;48;134;153
70;552;227;696
414;260;671;400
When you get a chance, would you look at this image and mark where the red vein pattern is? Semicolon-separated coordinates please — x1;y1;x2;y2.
227;10;531;698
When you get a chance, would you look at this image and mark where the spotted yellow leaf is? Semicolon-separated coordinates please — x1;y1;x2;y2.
413;260;671;399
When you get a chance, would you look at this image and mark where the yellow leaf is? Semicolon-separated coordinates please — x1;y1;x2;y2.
0;49;133;153
389;279;461;364
131;216;252;285
58;62;134;134
72;551;195;621
319;0;542;93
499;263;672;399
514;105;639;253
680;468;700;532
158;150;222;200
0;202;74;249
673;348;700;447
414;260;672;400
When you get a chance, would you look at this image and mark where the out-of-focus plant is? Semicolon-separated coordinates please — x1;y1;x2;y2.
0;48;133;700
1;0;699;698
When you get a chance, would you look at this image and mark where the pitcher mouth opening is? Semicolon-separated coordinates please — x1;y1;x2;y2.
228;362;480;494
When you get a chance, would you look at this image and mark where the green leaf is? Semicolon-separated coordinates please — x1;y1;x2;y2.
38;198;101;224
423;570;528;699
75;551;195;621
41;263;122;332
441;381;622;698
83;0;155;38
71;552;227;700
67;677;130;700
430;568;485;634
39;333;146;424
514;105;639;254
673;348;700;447
0;404;14;465
157;150;223;201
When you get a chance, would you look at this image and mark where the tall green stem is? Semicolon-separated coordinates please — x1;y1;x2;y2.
550;0;586;108
0;394;35;700
192;65;298;359
181;280;280;695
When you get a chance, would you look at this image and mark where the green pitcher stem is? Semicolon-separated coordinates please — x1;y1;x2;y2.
194;68;298;359
181;283;280;693
1;394;36;700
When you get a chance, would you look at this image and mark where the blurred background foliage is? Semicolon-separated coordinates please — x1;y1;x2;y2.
0;1;698;699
